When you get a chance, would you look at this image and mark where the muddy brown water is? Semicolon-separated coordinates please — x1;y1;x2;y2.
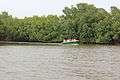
0;45;120;80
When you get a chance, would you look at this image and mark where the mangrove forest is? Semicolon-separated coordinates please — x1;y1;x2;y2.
0;3;120;44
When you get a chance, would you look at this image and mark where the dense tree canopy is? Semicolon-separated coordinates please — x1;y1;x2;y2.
0;3;120;44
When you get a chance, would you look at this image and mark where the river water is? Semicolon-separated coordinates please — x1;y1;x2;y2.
0;45;120;80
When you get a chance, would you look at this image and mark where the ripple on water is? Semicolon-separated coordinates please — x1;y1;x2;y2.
0;45;120;80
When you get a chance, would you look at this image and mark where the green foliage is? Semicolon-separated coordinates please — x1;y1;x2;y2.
0;3;120;43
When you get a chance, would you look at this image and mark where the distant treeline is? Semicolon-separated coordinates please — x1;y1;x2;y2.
0;3;120;44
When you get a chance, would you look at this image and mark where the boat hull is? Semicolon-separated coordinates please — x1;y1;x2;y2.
63;42;80;45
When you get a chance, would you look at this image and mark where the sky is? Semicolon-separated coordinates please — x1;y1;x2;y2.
0;0;120;18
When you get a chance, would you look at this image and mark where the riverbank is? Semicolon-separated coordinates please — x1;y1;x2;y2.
0;41;62;46
0;41;119;46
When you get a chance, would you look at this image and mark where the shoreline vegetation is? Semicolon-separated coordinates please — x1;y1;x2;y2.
0;3;120;44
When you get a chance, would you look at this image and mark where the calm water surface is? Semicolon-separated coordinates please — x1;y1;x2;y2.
0;45;120;80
